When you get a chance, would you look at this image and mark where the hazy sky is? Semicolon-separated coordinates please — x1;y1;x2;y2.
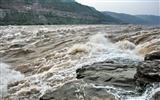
76;0;160;16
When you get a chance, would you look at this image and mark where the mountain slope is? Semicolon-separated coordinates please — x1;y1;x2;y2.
0;0;121;25
102;11;150;25
136;15;160;25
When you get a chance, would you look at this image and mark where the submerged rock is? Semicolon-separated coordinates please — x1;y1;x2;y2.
134;61;160;87
144;51;160;61
40;80;115;100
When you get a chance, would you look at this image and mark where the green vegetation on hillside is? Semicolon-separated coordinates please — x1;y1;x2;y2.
0;0;121;25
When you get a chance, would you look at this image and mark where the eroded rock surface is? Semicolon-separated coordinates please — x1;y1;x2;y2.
76;61;138;91
1;25;160;100
145;51;160;61
40;80;116;100
152;91;160;100
135;51;160;89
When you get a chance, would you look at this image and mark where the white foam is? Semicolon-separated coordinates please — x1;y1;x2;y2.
126;83;160;100
11;33;142;99
0;63;24;99
68;44;88;54
11;39;26;44
14;32;22;37
86;83;160;100
68;34;143;64
134;38;160;56
2;33;143;99
2;34;15;39
115;40;136;50
89;33;111;45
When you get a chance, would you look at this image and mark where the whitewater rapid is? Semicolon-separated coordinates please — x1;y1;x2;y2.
0;63;24;99
0;25;160;100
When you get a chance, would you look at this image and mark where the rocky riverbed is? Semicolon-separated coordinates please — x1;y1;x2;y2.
0;25;160;100
40;51;160;100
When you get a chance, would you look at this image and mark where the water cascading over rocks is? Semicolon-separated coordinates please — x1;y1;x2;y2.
0;25;160;100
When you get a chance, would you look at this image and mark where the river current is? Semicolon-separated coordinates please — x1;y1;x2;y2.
0;25;160;100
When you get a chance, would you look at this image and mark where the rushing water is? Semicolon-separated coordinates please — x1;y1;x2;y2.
0;63;24;99
0;25;160;100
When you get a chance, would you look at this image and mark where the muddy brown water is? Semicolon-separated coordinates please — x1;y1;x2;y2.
0;25;160;100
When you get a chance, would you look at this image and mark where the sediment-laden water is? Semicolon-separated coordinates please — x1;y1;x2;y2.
0;25;160;100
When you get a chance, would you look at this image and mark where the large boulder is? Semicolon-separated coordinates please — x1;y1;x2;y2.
40;61;138;100
40;80;116;100
134;61;160;87
40;53;160;100
76;61;137;91
134;51;160;91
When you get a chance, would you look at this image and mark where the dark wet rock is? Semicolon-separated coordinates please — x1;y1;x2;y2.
40;61;139;100
152;91;160;100
40;80;116;100
134;61;160;88
145;51;160;61
76;62;137;90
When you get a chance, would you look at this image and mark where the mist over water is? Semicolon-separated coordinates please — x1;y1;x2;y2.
0;63;24;98
68;33;143;65
0;25;160;100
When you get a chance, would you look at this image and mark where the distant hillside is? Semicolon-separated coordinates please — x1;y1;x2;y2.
102;11;149;25
0;0;121;25
136;15;160;25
